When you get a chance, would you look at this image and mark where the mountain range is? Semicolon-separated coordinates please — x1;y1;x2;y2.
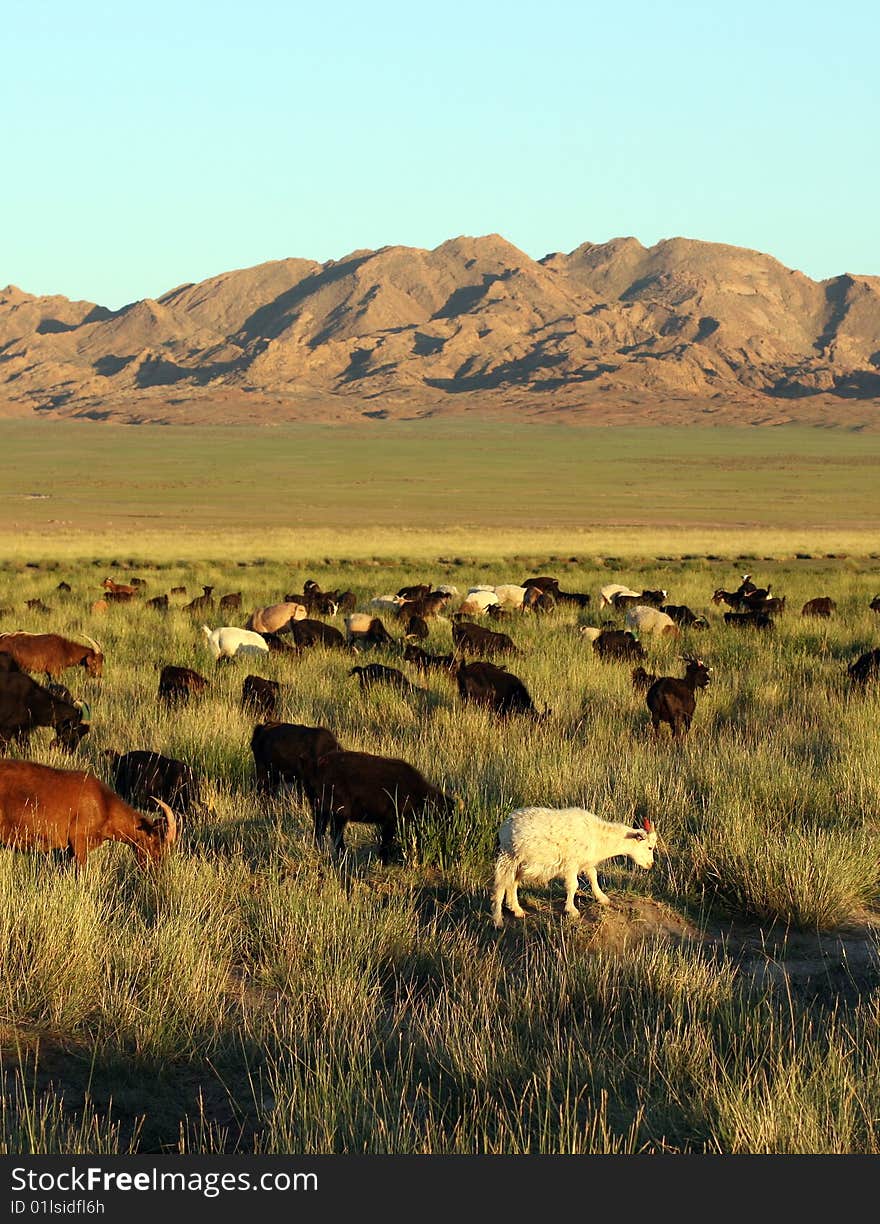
2;233;879;425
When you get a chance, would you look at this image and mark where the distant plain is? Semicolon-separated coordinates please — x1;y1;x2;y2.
2;421;879;560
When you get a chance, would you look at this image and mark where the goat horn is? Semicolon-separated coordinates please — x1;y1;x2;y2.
74;699;92;723
152;798;178;846
79;634;102;654
642;817;654;832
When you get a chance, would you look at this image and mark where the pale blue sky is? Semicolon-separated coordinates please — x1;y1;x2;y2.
5;0;878;308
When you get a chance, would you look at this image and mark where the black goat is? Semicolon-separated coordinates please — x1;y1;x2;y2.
646;655;712;739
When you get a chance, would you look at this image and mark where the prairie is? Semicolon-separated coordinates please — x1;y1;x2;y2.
1;549;879;1155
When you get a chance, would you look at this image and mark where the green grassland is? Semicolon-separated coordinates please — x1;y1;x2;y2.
1;551;880;1154
2;422;880;561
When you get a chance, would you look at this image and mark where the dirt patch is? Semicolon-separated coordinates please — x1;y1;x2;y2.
579;894;701;952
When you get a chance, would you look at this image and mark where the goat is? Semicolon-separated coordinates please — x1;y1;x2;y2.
0;632;103;680
158;665;209;705
624;606;679;637
404;614;430;641
801;597;836;618
0;759;177;868
350;664;424;694
251;722;341;794
219;592;243;612
452;621;519;657
598;584;641;609
202;625;268;661
345;614;394;647
456;661;546;718
631;666;658;693
246;602;307;634
102;578;138;597
307;749;460;863
290;620;348;650
848;649;880;687
403;644;460;675
723;610;774;629
661;604;709;629
492;809;657;925
242;675;281;718
592;630;645;662
108;750;200;816
185;586;215;614
646;655;711;739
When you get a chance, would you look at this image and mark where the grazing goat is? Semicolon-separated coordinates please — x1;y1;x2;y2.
251;722;340;793
404;614;430;641
202;625;269;662
403;644;460;675
801;597;836;618
0;668;90;752
870;595;880;614
723;610;774;629
219;592;243;612
522;576;561;593
345;614;394;647
0;759;177;868
624;606;679;637
158;665;209;705
646;655;711;739
185;586;215;614
492;808;657;926
661;604;709;628
146;594;169;610
613;588;667;611
456;661;546;718
350;664;423;694
246;602;307;634
242;675;281;718
631;666;658;693
370;594;406;614
108;750;200;815
290;620;348;650
848;649;880;687
397;583;432;601
0;632;103;680
102;577;138;597
307;749;459;863
397;591;452;620
458;590;501;615
599;584;641;609
523;587;556;613
592;630;645;662
452;621;519;657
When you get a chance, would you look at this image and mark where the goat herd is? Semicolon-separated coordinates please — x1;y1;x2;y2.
0;568;878;926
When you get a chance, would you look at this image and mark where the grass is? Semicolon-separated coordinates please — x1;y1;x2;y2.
3;422;880;559
0;549;879;1154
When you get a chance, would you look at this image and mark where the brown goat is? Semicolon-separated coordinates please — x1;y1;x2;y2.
0;759;177;868
0;632;104;679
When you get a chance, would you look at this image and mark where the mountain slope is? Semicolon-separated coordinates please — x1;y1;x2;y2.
2;234;879;425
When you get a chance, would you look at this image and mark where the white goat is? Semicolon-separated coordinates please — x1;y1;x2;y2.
578;626;603;642
491;807;658;927
202;625;269;661
624;606;679;637
460;590;501;615
599;583;641;608
370;594;405;613
493;584;529;609
246;602;307;633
